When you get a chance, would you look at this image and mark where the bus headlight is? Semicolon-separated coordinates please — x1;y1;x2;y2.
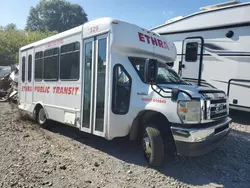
177;100;201;124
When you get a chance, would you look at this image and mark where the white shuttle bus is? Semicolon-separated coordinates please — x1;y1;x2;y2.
19;17;231;166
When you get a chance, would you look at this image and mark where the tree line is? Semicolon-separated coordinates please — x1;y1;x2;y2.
0;0;88;66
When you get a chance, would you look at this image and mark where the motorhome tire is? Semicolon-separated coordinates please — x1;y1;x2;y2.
36;107;47;127
142;124;164;167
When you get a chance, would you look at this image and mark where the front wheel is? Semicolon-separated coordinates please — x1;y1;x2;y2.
142;124;164;167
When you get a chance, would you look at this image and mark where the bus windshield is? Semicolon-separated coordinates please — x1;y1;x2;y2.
129;57;187;85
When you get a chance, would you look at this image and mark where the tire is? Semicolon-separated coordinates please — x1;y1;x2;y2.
36;107;47;127
142;124;164;167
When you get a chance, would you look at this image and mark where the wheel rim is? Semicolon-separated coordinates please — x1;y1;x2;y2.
38;108;46;124
142;132;152;159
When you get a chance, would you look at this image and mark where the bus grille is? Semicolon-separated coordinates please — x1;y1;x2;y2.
210;101;228;119
200;91;228;121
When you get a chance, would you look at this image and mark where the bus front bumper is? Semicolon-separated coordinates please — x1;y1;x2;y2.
170;117;232;156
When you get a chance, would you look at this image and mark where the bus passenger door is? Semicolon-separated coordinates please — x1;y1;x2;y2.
26;48;34;105
81;34;108;137
20;51;27;104
180;37;204;85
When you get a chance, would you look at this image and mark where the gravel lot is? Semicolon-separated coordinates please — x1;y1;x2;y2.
0;102;249;188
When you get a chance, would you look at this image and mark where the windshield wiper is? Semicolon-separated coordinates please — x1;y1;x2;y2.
157;81;188;85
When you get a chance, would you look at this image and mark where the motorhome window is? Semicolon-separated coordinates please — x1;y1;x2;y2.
35;51;43;81
112;64;132;114
28;55;32;82
43;48;59;80
185;42;198;62
21;56;25;82
60;42;80;80
129;57;186;84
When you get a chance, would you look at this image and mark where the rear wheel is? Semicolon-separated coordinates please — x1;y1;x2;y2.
142;124;164;167
36;107;47;127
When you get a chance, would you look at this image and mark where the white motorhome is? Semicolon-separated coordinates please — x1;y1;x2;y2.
151;0;250;112
19;17;231;167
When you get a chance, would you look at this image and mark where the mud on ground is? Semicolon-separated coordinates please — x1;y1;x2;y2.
0;103;249;188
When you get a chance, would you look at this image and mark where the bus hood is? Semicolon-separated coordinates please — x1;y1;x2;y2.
159;84;226;100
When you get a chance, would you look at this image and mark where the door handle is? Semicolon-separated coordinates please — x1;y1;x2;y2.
179;61;185;69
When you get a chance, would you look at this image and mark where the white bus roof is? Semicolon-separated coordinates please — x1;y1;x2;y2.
20;17;176;62
20;17;161;51
20;17;114;51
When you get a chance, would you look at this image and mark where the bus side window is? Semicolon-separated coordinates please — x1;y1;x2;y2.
185;42;198;62
44;48;59;80
21;56;25;82
112;64;132;114
35;51;43;81
60;42;80;80
28;55;32;82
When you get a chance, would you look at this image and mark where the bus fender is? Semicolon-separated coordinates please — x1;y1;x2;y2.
129;117;140;140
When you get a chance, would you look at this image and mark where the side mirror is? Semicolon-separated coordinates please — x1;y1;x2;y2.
166;61;174;68
144;59;158;84
171;88;179;102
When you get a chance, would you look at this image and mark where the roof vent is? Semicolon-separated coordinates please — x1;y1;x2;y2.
200;0;240;11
